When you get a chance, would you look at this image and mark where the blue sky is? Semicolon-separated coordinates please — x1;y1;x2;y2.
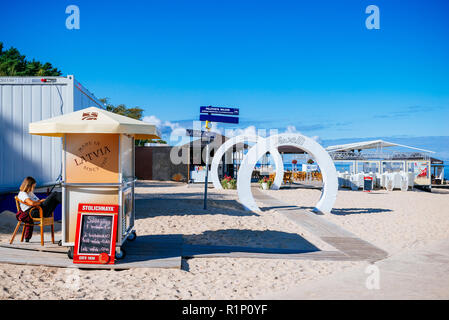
1;0;449;158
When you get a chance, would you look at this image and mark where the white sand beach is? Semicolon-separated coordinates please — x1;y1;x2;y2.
262;186;449;255
0;181;448;299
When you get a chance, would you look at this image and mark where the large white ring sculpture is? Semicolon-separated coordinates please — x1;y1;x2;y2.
237;133;338;214
210;135;284;190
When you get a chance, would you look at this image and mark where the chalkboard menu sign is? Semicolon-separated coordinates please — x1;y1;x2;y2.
73;204;118;265
363;177;373;192
79;215;113;254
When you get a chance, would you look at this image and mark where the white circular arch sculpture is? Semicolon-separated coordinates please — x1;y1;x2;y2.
210;135;284;190
237;133;338;214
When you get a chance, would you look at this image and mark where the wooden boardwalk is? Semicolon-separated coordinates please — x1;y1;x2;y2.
0;187;388;269
252;188;388;262
0;234;182;269
182;244;361;261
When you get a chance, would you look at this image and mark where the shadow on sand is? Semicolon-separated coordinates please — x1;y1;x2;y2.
258;204;392;216
135;181;185;188
259;205;299;211
183;229;319;252
135;195;257;218
331;208;393;215
120;228;320;265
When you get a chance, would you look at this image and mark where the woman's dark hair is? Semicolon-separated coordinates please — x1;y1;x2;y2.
20;176;36;193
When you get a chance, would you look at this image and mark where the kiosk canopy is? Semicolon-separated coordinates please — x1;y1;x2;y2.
29;107;161;139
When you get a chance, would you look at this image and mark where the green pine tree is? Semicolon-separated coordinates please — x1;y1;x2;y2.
0;42;61;76
99;98;144;121
98;98;164;146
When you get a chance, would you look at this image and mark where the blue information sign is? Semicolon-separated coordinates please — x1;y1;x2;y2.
200;114;239;124
200;106;239;116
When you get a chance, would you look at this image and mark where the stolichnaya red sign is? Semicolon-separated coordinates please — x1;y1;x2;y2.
73;203;118;265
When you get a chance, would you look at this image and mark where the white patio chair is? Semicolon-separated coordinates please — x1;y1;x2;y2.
375;173;382;188
386;174;394;191
357;173;365;189
349;174;359;190
400;174;408;191
380;173;383;187
393;173;402;190
408;172;415;188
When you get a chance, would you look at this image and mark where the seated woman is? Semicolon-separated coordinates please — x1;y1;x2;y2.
17;176;61;242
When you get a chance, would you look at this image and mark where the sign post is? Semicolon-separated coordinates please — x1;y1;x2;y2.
199;106;240;124
198;106;239;210
186;128;216;210
185;129;216;142
203;122;211;210
200;106;239;115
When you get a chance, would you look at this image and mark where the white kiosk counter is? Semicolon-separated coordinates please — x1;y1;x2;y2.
29;107;160;259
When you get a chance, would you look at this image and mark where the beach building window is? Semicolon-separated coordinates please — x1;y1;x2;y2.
334;161;354;174
382;161;405;173
407;162;414;174
357;161;380;174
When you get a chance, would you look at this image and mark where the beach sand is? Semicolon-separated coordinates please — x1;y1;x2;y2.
262;186;449;255
0;181;448;299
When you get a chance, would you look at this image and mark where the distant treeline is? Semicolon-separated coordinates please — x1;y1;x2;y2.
0;42;61;76
98;97;166;145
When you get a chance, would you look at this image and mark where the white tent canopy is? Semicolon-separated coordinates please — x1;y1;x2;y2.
326;139;435;154
29;106;161;140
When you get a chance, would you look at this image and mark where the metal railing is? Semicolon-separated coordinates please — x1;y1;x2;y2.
329;151;430;161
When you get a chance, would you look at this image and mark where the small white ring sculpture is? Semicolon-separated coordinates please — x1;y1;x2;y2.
237;133;338;214
210;134;284;190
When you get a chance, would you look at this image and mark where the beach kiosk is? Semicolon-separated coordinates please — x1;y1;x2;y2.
29;107;160;258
